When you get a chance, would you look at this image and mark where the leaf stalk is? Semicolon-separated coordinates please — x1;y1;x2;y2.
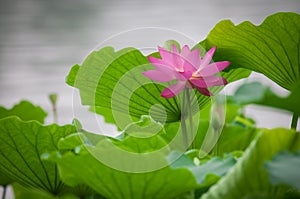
181;89;194;149
291;113;298;129
2;186;7;199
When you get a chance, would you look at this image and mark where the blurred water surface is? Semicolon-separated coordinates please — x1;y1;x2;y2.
0;0;299;133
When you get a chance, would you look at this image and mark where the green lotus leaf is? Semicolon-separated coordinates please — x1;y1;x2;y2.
164;99;257;153
265;151;300;192
200;12;300;90
0;117;77;195
12;183;101;199
210;124;258;156
228;81;300;117
67;41;250;130
0;173;13;186
0;100;47;123
44;117;236;199
0;101;48;186
200;128;300;199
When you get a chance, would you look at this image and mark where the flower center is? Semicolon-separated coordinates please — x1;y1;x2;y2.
191;72;200;78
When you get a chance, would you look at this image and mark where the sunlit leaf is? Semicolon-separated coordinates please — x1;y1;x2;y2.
200;12;300;90
206;100;257;155
67;41;250;129
0;100;47;123
0;101;48;186
12;183;100;199
177;100;257;153
200;128;300;199
211;124;258;155
45;118;236;199
0;117;77;195
13;183;58;199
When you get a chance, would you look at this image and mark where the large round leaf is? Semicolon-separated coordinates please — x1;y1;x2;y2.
67;42;250;129
200;128;300;199
201;12;300;90
0;101;48;186
0;117;77;195
265;151;300;192
45;129;236;199
0;100;47;123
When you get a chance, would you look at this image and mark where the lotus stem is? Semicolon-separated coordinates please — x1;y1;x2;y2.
291;113;298;129
181;88;194;149
185;89;194;148
53;106;58;124
2;186;7;199
181;90;188;148
49;93;58;123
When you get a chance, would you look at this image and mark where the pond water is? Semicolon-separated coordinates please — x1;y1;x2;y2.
0;0;299;197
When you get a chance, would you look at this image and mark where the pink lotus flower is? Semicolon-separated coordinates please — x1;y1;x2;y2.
143;45;230;98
